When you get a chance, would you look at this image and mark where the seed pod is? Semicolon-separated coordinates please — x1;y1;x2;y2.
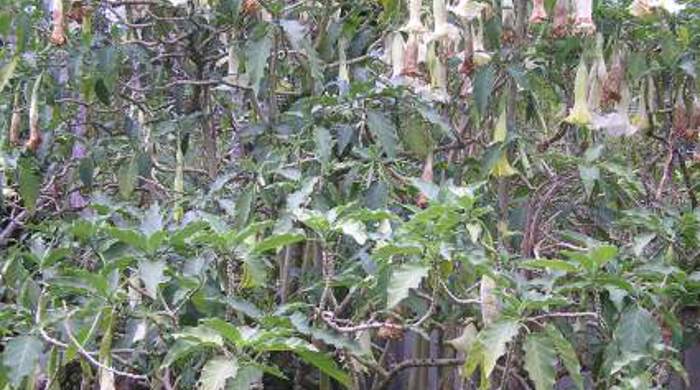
529;0;548;24
565;59;593;126
552;0;569;38
9;91;21;146
573;0;595;35
25;74;43;152
49;0;67;46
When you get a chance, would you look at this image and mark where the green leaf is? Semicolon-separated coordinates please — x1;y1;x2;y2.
199;356;238;390
224;296;263;319
118;158;138;199
578;165;599;198
366;111;399;158
139;259;169;299
17;157;41;213
387;263;429;308
314;126;333;166
590;245;617;269
295;350;351;388
161;339;201;368
520;259;578;273
337;219;368;245
2;336;42;387
203;319;243;346
613;307;661;355
245;28;273;96
466;320;520;380
0;56;18;94
255;232;305;253
544;325;583;390
228;365;263;389
523;333;557;390
473;66;494;117
94;78;111;106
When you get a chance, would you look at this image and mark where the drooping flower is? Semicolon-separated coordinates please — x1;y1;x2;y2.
50;0;67;46
552;0;569;38
389;32;406;78
472;17;492;66
529;0;548;24
587;34;607;111
401;0;428;77
565;59;593;126
449;0;486;21
426;42;449;102
26;75;43;152
501;0;516;43
416;151;434;207
491;108;517;177
574;0;595;35
9;92;21;146
629;0;686;17
429;0;460;44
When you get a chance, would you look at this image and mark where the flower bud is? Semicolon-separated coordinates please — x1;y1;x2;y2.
565;60;593;126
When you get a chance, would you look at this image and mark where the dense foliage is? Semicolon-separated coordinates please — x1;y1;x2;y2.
1;0;700;389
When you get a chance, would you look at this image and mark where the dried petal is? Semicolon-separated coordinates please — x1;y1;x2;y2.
601;50;625;108
565;60;593;126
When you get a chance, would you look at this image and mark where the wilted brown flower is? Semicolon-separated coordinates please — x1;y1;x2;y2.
552;0;569;38
49;0;67;46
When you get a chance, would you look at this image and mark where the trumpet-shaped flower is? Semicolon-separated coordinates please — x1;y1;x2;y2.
529;0;548;24
402;0;428;33
552;0;569;37
587;34;607;111
491;109;517;177
389;33;406;78
472;19;491;66
50;0;67;46
426;42;449;102
430;0;461;43
574;0;595;35
449;0;486;21
629;0;686;17
565;60;593;126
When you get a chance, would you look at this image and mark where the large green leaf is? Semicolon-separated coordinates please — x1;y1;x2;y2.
139;259;169;299
465;320;520;382
473;66;494;117
523;333;557;390
17;157;41;213
366;111;399;159
386;263;429;309
0;56;18;93
245;27;273;95
295;350;351;388
2;336;42;387
545;325;584;390
199;356;238;390
254;232;305;253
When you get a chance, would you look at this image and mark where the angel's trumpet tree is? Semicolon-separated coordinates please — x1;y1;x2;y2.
565;60;593;126
50;0;67;46
552;0;568;37
491;108;517;177
574;0;595;35
529;0;548;24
